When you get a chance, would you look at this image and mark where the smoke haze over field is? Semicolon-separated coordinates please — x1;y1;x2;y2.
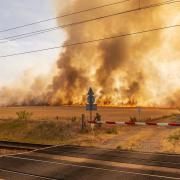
0;0;179;107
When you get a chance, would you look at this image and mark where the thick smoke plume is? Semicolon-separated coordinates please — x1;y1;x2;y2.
0;0;179;107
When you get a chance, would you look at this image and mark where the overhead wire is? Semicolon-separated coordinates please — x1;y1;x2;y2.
0;0;179;43
0;23;179;58
0;0;130;33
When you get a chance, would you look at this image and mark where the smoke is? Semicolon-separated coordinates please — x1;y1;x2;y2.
0;70;50;106
0;0;179;107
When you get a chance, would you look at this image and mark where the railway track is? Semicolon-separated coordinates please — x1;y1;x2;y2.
1;154;180;180
0;168;61;180
0;141;180;168
0;141;180;179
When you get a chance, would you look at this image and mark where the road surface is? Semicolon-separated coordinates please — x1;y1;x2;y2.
0;141;179;180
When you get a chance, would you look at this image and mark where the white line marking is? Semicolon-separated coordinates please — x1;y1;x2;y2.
1;143;179;157
0;168;57;180
0;145;59;158
1;144;179;165
26;153;180;173
48;148;180;165
4;155;180;179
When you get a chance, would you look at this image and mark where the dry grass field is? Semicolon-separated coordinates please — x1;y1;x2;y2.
0;106;178;121
0;106;179;153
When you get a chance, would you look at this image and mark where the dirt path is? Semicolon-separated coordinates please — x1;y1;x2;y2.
98;126;146;149
96;125;177;152
135;127;175;152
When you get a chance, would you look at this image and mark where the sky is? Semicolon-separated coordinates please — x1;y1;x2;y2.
0;0;66;85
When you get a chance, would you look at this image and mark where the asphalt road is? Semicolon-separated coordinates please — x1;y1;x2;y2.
0;141;180;180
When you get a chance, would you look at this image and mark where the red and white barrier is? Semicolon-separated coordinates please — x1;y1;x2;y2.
88;121;180;127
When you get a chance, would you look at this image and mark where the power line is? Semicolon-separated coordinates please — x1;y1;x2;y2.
0;0;179;43
0;0;130;33
0;23;179;58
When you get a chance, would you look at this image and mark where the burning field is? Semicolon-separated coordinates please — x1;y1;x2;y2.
0;0;180;159
0;0;179;107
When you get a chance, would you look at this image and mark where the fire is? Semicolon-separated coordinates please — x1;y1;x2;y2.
0;0;179;107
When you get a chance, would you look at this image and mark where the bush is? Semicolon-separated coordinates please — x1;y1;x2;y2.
116;145;123;150
71;116;77;123
106;127;118;134
129;116;137;122
168;133;180;142
16;111;33;120
145;117;152;121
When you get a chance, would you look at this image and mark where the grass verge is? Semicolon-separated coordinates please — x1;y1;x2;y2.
162;128;180;153
0;119;80;144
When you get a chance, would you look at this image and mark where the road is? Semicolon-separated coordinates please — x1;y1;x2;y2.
0;141;180;180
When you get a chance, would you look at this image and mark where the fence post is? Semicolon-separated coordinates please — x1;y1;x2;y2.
81;114;85;131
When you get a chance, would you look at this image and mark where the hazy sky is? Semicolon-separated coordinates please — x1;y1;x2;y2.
0;0;66;85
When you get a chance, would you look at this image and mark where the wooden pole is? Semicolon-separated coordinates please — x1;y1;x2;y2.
81;114;85;131
90;109;92;122
139;108;141;121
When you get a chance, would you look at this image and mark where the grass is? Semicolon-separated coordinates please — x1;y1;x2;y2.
0;114;179;154
0;119;122;147
116;145;123;150
16;110;33;120
162;128;180;153
168;129;180;141
0;119;80;144
116;128;154;151
105;127;119;134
